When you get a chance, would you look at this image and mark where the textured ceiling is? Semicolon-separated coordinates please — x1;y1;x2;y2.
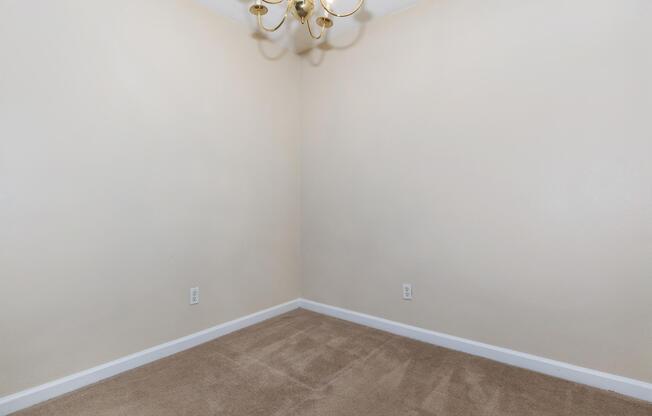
197;0;420;52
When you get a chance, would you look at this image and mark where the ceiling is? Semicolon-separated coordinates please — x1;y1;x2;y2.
197;0;420;52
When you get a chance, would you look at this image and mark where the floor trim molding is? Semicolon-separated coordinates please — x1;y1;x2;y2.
298;298;652;403
3;298;649;414
0;299;301;415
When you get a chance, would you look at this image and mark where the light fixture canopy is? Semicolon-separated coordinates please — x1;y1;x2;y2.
250;0;364;39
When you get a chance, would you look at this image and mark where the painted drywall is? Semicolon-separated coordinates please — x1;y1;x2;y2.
300;0;652;383
2;0;651;400
0;0;301;396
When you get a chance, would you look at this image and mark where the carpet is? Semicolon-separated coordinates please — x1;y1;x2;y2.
13;308;652;415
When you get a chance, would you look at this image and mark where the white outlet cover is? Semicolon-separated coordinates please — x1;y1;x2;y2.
402;283;413;300
190;287;200;305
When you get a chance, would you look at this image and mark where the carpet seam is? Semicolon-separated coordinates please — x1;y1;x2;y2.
210;320;318;393
279;332;398;416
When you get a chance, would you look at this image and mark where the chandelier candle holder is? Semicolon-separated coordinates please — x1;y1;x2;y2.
249;0;364;39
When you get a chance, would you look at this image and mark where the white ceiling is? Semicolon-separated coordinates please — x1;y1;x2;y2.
197;0;420;52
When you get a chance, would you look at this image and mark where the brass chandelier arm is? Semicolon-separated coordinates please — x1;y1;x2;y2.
306;17;326;40
257;3;291;32
320;0;364;18
261;0;284;4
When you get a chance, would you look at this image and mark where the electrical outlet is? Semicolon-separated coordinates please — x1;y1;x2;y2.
190;287;200;305
402;283;413;300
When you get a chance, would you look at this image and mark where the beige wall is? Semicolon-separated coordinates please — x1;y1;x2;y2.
301;0;652;383
2;0;651;399
0;0;301;396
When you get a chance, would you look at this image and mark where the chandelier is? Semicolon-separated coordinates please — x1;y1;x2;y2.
249;0;365;39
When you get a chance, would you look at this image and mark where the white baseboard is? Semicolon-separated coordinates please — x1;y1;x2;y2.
0;299;301;416
3;298;649;414
298;298;652;403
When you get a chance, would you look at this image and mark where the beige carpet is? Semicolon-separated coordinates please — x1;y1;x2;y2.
14;309;652;415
